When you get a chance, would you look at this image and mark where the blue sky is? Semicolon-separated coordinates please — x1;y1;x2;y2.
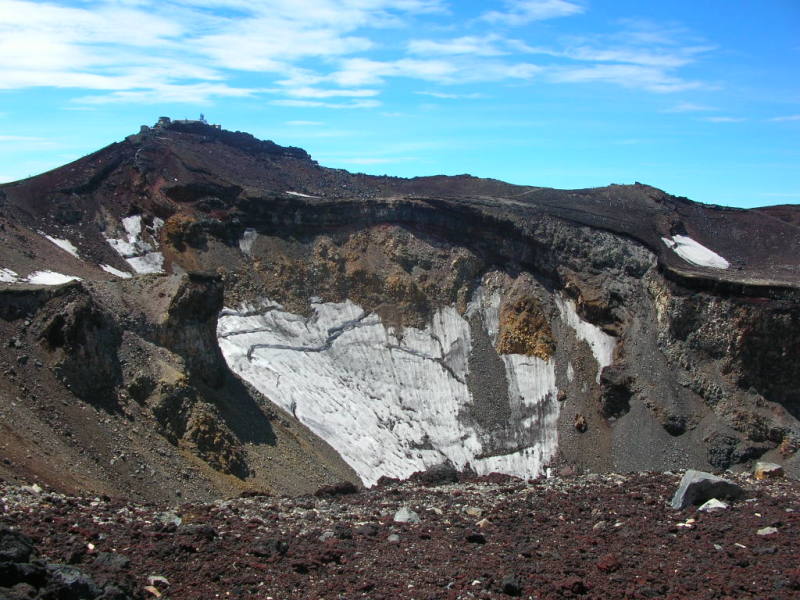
0;0;798;208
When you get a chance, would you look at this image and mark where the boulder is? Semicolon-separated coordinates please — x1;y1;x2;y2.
393;507;420;523
670;470;745;510
753;462;784;480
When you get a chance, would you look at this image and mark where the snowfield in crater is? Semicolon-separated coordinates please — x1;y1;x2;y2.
661;235;730;269
218;287;614;486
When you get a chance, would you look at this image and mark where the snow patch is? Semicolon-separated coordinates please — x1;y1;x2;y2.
661;235;729;269
42;233;80;259
127;253;164;274
104;215;165;274
218;290;560;486
25;271;80;285
555;295;616;383
285;191;318;198
100;264;133;279
239;228;258;256
0;268;19;282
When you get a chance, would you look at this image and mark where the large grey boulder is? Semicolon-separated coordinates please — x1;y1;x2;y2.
670;470;745;510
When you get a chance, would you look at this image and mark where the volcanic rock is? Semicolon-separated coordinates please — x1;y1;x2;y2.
670;469;745;509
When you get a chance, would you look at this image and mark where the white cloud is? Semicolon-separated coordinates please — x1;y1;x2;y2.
408;35;509;57
0;0;447;104
415;91;485;99
664;102;716;112
280;87;380;98
272;99;381;109
75;83;257;104
0;135;47;142
330;56;539;86
481;0;584;26
769;114;800;122
0;0;715;106
550;64;703;93
701;116;745;123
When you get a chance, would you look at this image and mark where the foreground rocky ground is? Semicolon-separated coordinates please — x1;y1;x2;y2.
1;471;798;599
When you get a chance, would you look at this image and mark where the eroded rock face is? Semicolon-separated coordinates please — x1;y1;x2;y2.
1;120;799;497
35;284;122;406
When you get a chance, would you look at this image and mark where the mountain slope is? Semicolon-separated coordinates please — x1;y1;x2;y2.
1;118;799;499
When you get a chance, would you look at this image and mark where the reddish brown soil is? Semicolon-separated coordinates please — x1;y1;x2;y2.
2;472;799;599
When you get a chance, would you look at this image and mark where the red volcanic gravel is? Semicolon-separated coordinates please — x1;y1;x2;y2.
2;471;799;599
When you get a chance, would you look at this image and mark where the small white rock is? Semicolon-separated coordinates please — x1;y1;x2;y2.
757;526;778;536
698;498;728;512
394;507;421;523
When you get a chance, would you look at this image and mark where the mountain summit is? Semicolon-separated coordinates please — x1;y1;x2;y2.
0;119;798;500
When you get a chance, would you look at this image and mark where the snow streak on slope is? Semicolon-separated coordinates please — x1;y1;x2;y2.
555;295;616;383
0;268;19;282
100;264;133;279
661;235;730;269
42;234;80;259
218;290;560;487
105;215;165;274
25;271;80;285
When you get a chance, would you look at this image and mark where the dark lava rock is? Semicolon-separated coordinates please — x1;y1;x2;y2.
355;524;379;537
465;531;486;544
313;481;359;497
0;530;35;562
0;561;47;587
45;564;102;598
93;552;130;571
558;576;587;595
500;574;522;596
670;470;745;509
250;539;289;558
412;462;459;485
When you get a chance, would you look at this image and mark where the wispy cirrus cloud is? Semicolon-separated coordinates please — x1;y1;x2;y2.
663;102;716;113
481;0;584;26
0;0;713;107
702;116;745;123
769;114;800;122
415;91;486;99
272;99;381;109
0;0;447;104
408;20;711;93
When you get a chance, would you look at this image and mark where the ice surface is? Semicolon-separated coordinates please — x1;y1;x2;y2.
218;290;561;486
25;271;80;285
661;235;729;269
555;295;616;383
239;228;258;256
104;215;165;274
126;253;164;274
43;234;80;259
100;264;133;279
0;268;19;282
